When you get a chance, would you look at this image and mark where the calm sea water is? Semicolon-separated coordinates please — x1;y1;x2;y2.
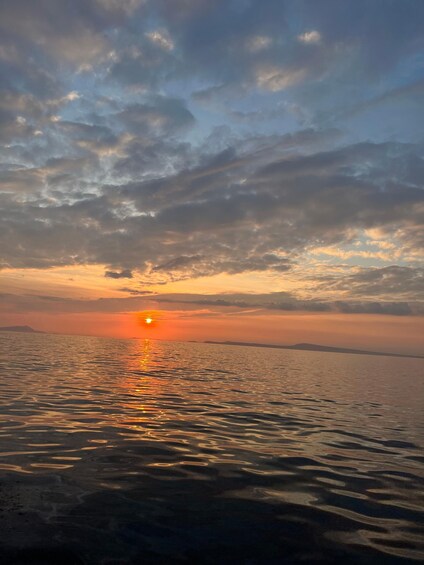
0;332;423;564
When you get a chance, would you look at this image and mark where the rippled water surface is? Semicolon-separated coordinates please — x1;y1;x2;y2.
0;332;423;564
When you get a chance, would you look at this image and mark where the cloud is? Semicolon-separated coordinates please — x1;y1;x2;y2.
247;35;273;52
145;30;174;51
255;66;307;91
117;287;155;295
152;292;424;316
104;269;133;279
1;138;422;285
334;301;414;316
115;96;195;136
1;290;421;317
298;30;321;44
316;266;424;301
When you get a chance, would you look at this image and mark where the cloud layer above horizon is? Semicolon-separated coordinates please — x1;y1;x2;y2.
1;0;423;317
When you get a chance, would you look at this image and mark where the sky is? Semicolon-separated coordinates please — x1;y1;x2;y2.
0;0;423;354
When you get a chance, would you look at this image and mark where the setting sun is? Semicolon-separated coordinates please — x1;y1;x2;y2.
136;311;161;332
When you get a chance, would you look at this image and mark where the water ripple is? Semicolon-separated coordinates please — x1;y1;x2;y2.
0;332;423;564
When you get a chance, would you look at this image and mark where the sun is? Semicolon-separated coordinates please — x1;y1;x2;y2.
136;311;159;330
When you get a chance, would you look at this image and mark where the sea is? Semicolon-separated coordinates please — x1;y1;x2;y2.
0;332;423;564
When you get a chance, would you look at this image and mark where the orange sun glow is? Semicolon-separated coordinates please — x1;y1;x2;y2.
136;311;160;331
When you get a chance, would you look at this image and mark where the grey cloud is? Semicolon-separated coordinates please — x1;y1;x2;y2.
155;292;423;316
110;128;340;212
117;288;155;295
152;255;203;272
0;1;126;109
0;167;44;193
150;253;292;281
331;80;424;123
299;0;424;75
0;0;143;66
154;0;424;119
192;84;229;104
104;269;133;279
112;138;193;180
317;266;424;301
1;0;422;113
0;293;152;314
1;139;423;279
0;113;37;144
0;52;60;102
115;96;195;137
108;38;178;88
55;121;119;146
334;301;414;316
1;291;421;317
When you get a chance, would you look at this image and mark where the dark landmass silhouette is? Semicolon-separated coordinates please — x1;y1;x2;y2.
205;341;423;360
0;325;44;333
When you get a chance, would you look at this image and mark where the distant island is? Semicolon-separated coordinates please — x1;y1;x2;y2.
205;341;423;360
0;325;44;333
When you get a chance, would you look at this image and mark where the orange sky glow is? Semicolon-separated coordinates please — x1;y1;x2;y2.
2;306;423;356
